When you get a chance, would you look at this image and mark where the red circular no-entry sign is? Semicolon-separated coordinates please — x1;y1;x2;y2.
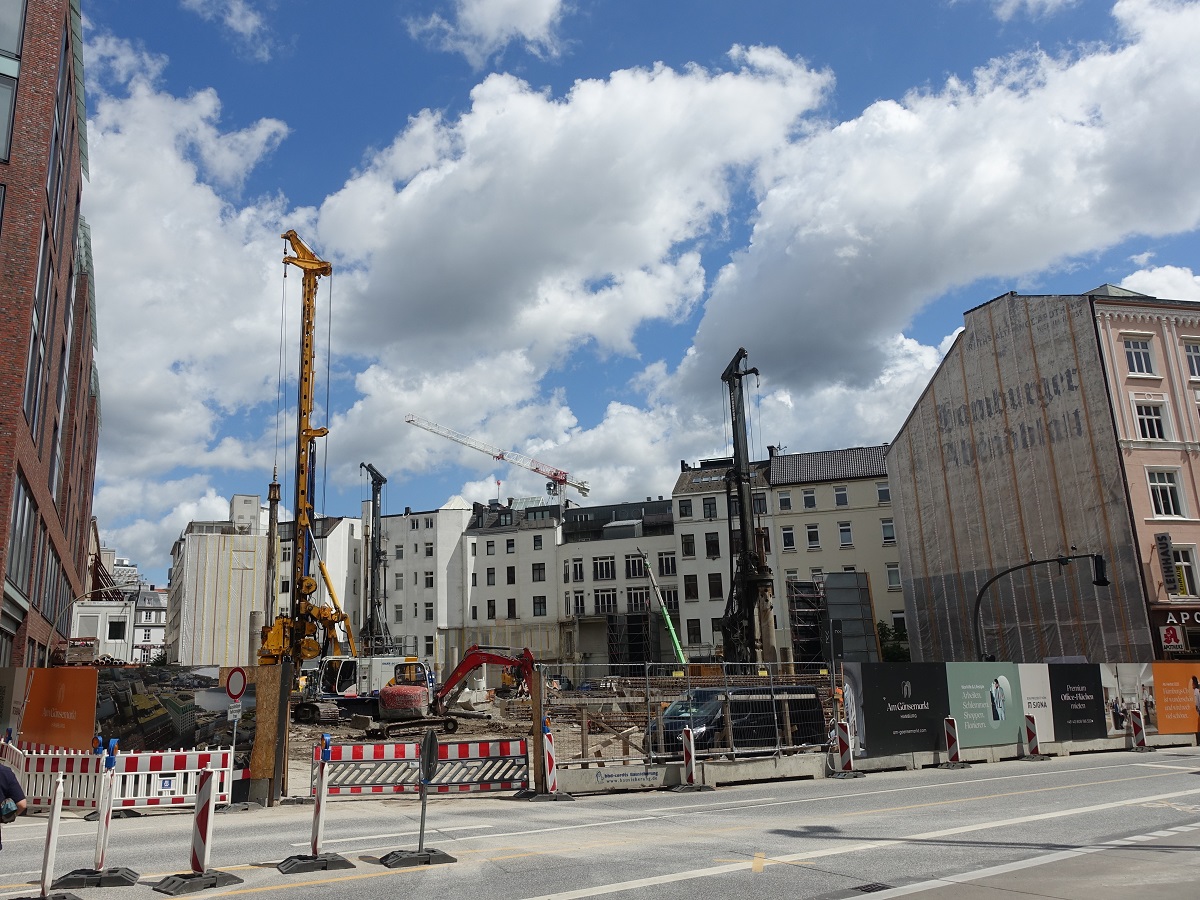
227;666;247;702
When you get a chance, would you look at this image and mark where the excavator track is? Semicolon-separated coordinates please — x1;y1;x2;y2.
293;700;341;725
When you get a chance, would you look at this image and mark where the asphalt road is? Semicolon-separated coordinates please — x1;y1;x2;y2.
2;747;1199;899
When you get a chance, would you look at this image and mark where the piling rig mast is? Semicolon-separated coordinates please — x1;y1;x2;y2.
258;230;354;665
359;462;397;655
719;347;778;666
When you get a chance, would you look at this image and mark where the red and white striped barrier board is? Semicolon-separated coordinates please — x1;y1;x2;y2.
1024;714;1041;756
12;743;232;812
311;758;329;856
95;768;116;870
313;738;529;796
40;774;66;897
830;720;865;778
836;721;854;772
945;717;961;762
22;750;106;809
544;732;558;794
682;727;697;786
190;768;215;874
1130;707;1151;750
112;749;233;808
938;716;971;769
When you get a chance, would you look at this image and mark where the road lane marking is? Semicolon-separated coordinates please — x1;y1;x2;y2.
750;851;765;873
288;824;492;846
520;787;1200;899
644;797;771;812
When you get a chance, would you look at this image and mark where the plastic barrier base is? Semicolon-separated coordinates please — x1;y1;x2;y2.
379;848;457;868
512;788;575;801
1021;753;1050;761
277;853;355;874
829;770;866;779
152;870;244;895
53;867;140;889
937;760;971;769
9;893;81;900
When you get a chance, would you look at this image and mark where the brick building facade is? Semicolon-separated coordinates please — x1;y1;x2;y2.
0;0;101;665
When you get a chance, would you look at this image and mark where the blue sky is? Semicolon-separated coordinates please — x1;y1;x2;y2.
78;0;1200;584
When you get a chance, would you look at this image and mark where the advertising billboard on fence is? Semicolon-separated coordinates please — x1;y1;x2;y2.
1047;664;1108;742
1150;662;1200;736
1018;664;1055;743
849;662;949;756
1100;664;1156;737
946;663;1023;748
18;667;98;750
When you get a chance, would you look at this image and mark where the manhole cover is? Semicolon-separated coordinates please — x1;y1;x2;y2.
855;884;892;893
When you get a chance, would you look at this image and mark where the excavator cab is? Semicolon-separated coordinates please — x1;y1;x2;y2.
392;661;431;689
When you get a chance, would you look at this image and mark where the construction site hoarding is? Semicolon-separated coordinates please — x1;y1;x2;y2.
889;293;1153;663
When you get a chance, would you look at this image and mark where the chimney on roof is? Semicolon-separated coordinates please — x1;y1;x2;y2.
768;445;778;458
508;497;514;508
404;506;412;516
680;460;689;472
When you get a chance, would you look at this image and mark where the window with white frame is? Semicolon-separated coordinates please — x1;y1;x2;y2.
658;552;676;577
393;604;403;624
803;489;816;509
834;486;848;507
1149;469;1184;517
838;522;853;546
1124;338;1155;375
881;518;895;544
533;595;547;616
1187;342;1200;379
778;491;791;511
395;573;404;590
1135;402;1167;440
424;571;434;588
886;562;902;590
806;523;819;549
810;567;824;584
627;587;650;613
625;554;646;578
594;588;617;614
877;482;891;504
781;525;796;550
1173;549;1197;596
593;556;616;580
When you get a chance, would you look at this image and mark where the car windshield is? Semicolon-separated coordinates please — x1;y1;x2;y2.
662;694;721;718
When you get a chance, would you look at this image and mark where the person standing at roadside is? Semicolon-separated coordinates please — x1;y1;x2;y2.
0;760;27;851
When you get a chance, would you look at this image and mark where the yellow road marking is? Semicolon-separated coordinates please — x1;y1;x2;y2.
751;851;765;873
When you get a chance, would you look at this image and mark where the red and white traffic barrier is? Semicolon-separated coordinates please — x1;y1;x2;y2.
311;756;329;857
190;767;216;874
543;731;558;794
938;716;970;769
39;773;66;897
830;720;864;778
94;767;116;870
277;736;353;874
151;764;243;894
682;727;697;785
1022;714;1048;760
1129;706;1153;752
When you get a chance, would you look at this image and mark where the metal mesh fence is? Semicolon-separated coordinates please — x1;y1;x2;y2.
504;662;838;767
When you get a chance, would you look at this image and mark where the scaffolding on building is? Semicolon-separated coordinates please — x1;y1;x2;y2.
787;580;826;664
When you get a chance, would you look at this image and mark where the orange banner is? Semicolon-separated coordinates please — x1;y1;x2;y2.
1151;662;1200;736
18;668;98;750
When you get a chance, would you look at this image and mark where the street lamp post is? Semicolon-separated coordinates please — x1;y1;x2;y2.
973;554;1110;661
